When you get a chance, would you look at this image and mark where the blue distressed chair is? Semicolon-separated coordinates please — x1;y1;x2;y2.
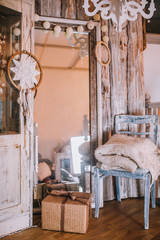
94;115;159;230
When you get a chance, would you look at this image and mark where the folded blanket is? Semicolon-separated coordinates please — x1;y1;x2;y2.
95;134;160;182
96;155;138;173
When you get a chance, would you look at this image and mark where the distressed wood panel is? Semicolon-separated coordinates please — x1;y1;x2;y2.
35;0;93;20
0;0;21;12
127;15;145;138
36;0;61;17
0;135;25;222
101;20;114;201
20;1;32;217
101;20;111;144
109;22;128;132
76;0;90;20
22;2;32;51
0;214;30;237
61;0;76;19
90;28;98;167
0;146;21;211
127;15;145;116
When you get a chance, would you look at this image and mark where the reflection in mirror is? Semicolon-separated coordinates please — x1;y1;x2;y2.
0;6;21;134
34;27;90;192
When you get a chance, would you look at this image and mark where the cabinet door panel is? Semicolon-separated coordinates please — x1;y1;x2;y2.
0;145;21;211
0;0;34;237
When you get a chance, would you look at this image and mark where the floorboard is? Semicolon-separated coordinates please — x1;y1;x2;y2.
2;198;160;240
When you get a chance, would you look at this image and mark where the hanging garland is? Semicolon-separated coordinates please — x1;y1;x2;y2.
35;14;111;66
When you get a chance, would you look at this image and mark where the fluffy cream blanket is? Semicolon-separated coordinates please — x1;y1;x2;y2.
95;134;160;181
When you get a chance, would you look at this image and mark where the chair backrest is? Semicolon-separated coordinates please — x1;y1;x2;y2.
115;115;159;145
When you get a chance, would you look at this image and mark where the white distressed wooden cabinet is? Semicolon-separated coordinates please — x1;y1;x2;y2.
0;0;34;237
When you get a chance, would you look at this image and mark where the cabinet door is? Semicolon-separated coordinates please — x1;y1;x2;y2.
0;0;34;237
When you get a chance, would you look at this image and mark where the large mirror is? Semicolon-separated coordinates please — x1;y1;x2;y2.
34;19;100;193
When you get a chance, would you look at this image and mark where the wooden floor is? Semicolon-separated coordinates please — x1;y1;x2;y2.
2;198;160;240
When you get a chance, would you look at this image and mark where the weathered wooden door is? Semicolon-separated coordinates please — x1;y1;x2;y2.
0;0;34;237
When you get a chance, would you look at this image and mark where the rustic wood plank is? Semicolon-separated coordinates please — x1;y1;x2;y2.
61;0;76;19
21;0;35;230
0;0;21;11
100;20;114;202
90;28;98;167
127;16;145;137
100;20;111;144
76;0;90;20
127;15;145;116
109;21;128;132
76;0;96;20
35;0;94;20
36;0;61;17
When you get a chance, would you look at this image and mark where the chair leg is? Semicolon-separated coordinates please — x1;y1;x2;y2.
151;181;156;208
144;173;151;230
116;176;121;202
94;167;100;218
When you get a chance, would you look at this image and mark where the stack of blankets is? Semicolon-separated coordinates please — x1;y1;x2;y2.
95;134;160;182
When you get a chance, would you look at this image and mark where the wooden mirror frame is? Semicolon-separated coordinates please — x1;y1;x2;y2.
34;17;102;168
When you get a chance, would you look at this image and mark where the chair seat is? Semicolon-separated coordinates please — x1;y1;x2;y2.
108;167;149;174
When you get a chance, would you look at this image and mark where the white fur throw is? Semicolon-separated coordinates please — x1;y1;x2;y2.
95;134;160;182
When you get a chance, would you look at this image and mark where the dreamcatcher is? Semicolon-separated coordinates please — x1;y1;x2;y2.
7;50;43;131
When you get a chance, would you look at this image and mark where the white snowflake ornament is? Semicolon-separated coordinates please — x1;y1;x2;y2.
10;54;40;89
